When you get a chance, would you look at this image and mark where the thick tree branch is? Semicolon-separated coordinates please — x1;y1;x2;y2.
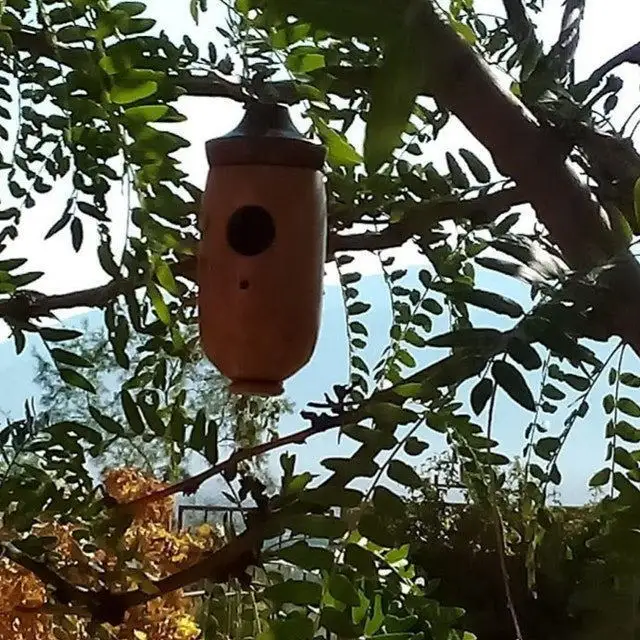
415;1;640;354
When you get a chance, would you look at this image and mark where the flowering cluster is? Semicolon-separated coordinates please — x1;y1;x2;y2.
0;468;223;640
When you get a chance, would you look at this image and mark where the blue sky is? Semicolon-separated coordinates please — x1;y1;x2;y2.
2;1;640;506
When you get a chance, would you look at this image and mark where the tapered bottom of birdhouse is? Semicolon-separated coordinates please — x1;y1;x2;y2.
229;379;284;397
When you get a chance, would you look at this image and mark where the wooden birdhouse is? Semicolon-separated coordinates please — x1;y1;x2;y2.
198;101;327;397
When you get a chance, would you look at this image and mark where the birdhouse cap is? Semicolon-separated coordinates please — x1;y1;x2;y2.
206;101;326;170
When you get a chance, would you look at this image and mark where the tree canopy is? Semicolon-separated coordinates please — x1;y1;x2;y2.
1;0;640;639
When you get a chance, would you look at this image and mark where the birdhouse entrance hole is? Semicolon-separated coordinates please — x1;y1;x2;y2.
226;204;276;257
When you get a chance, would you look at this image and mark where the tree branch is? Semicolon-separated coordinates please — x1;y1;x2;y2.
117;411;341;512
415;0;640;355
0;189;523;324
501;0;534;41
4;507;280;625
580;40;640;91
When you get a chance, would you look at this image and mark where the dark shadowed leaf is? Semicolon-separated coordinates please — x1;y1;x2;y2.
275;542;334;571
426;328;504;349
492;360;535;411
387;460;422;489
89;406;125;436
507;337;542;370
59;368;95;393
320;606;362;638
618;398;640;418
471;378;493;415
329;573;360;606
50;348;93;369
287;514;348;540
40;328;82;342
459;148;491;182
589;467;611;487
121;391;145;435
264;580;322;607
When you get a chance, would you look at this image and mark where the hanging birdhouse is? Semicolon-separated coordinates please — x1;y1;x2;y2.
198;101;327;397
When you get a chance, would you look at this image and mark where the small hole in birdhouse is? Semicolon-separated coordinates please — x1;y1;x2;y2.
227;205;276;257
239;279;249;290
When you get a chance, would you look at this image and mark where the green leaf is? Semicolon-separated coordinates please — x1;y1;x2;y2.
603;394;615;414
12;272;44;287
264;580;322;607
492;360;535;411
328;574;360;607
169;408;186;443
534;436;560;461
614;446;637;470
155;260;178;295
205;420;219;464
315;118;362;166
358;513;395;547
387;460;422;489
124;104;169;124
620;372;640;388
320;607;361;638
50;348;93;369
138;399;165;436
369;403;418;429
589;467;611;487
287;51;325;74
110;80;158;105
364;32;424;173
618;398;640;418
563;374;590;392
113;1;146;15
348;302;371;316
471;378;493;415
542;384;565;401
50;421;102;447
426;328;503;349
344;543;377;577
89;406;125;436
615;421;640;443
404;436;429;456
373;485;405;517
147;283;170;325
118;17;156;35
59;368;95;393
70;217;83;252
40;328;82;342
121;391;145;435
459;148;491;182
189;410;206;450
287;514;348;540
275;542;334;571
507;338;542;371
453;288;523;318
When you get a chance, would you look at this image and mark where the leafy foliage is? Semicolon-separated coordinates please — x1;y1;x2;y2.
0;0;640;639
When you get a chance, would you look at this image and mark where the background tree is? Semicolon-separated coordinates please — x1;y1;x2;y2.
31;317;293;481
0;1;640;640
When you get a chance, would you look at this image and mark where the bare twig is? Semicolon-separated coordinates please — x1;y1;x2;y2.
581;40;640;91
